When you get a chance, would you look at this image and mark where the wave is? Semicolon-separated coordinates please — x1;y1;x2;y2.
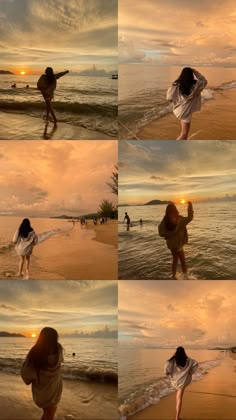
37;226;72;244
0;100;117;117
119;79;236;139
0;357;117;384
0;227;72;255
119;357;222;419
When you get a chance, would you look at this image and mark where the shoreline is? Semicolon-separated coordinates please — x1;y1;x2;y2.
137;89;236;140
0;371;117;420
0;220;118;280
0;111;112;140
129;354;236;419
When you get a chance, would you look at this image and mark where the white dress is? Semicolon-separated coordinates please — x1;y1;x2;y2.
13;229;38;256
165;357;198;389
167;69;207;121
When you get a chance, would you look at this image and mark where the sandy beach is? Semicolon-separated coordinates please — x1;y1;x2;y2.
138;89;236;140
0;220;118;280
130;354;236;420
0;112;111;140
0;372;117;420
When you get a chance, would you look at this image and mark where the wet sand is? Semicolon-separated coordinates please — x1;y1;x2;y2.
0;112;111;140
130;354;236;419
138;89;236;140
0;372;117;420
1;220;118;280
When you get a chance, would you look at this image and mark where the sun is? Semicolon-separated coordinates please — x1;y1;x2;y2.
20;71;26;75
31;333;37;338
180;199;186;204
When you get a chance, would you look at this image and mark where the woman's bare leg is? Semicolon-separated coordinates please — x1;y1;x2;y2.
25;256;30;278
179;249;187;274
176;386;186;420
43;406;57;420
17;256;25;276
46;100;57;124
177;121;191;140
171;251;179;279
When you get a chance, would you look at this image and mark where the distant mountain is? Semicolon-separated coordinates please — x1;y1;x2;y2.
0;70;14;74
145;200;173;205
0;331;25;337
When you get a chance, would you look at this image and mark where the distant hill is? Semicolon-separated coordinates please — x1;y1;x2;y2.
145;200;173;205
0;331;25;337
0;70;14;75
50;213;98;220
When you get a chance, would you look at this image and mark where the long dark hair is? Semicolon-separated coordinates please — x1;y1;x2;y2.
174;67;196;96
45;67;55;85
19;218;33;238
164;203;179;231
27;327;62;375
169;346;188;367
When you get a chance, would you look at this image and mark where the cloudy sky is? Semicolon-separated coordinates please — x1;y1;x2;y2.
0;280;117;336
119;280;236;349
119;140;236;204
119;0;236;66
0;140;117;216
0;0;117;74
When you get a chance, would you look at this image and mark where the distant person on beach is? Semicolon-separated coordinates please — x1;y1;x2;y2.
21;327;63;420
13;218;38;279
139;218;143;226
165;347;198;420
37;67;69;124
158;202;194;279
124;212;131;231
167;68;207;140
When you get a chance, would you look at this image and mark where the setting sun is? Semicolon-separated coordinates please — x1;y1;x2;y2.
31;333;37;338
180;199;186;204
20;71;26;75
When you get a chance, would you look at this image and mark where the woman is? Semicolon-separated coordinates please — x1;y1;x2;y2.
165;347;198;420
13;218;38;279
21;327;63;420
167;67;207;140
37;67;69;124
158;202;194;279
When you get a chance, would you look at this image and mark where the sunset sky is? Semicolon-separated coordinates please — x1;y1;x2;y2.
119;0;236;66
0;140;117;216
119;280;236;349
0;0;117;74
119;140;236;204
0;280;117;337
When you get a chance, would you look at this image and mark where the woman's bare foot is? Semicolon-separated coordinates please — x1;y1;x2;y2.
16;272;23;277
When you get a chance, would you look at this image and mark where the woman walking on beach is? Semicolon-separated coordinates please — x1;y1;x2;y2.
13;218;38;279
158;202;194;279
37;67;69;124
21;327;63;420
167;67;207;139
165;347;198;420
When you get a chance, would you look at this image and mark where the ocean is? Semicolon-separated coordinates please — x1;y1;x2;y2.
0;336;117;383
118;202;236;280
118;347;223;419
118;65;236;139
0;74;117;137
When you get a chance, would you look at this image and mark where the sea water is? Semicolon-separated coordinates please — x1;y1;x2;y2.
119;347;223;419
0;74;117;137
118;202;236;280
118;65;236;139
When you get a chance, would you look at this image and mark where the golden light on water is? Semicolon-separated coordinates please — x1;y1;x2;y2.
180;199;186;204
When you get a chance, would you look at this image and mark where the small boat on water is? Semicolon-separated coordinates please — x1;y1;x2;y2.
112;74;118;79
